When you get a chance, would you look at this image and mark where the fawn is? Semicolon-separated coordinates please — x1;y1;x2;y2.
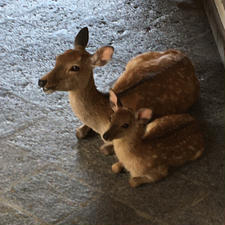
38;27;200;154
103;91;204;187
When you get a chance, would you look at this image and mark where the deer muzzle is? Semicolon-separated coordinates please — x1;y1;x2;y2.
38;79;47;88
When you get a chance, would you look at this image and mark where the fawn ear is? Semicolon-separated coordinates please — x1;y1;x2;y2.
74;27;89;49
135;108;153;124
109;90;122;112
91;46;114;67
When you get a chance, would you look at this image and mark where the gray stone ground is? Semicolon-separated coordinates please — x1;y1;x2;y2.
0;0;224;224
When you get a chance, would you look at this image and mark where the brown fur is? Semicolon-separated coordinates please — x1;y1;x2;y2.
39;28;200;152
103;108;204;187
115;50;199;115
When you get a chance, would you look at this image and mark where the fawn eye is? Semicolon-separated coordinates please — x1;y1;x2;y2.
121;123;129;129
70;65;80;72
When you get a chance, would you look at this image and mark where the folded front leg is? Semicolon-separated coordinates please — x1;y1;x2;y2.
76;124;92;139
100;143;114;155
129;176;153;188
112;162;124;174
129;166;168;188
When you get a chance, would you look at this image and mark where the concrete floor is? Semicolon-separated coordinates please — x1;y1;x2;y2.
0;0;224;224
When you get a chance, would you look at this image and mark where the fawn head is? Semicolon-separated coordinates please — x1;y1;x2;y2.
103;90;153;141
38;27;114;93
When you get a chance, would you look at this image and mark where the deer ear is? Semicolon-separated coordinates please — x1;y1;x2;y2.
135;108;153;124
74;27;89;49
91;46;114;67
109;90;122;112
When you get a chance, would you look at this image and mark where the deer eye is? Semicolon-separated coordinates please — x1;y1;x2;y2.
121;123;129;129
70;65;80;72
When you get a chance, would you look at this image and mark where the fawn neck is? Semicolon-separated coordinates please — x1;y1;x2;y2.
68;72;111;134
113;125;145;149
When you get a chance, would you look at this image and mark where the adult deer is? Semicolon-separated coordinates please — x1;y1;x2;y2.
38;27;200;154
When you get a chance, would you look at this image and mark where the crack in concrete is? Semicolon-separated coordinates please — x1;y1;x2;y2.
0;195;50;225
0;116;47;139
110;195;169;225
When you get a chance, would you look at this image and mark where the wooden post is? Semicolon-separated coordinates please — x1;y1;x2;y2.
204;0;225;67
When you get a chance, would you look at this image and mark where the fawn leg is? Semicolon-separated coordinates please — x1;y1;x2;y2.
129;166;168;188
112;162;124;174
147;166;168;182
100;143;114;155
129;176;153;188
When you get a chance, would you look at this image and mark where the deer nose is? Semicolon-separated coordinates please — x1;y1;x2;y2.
38;79;47;88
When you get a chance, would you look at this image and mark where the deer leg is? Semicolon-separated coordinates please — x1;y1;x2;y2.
112;162;124;174
129;166;168;188
129;176;153;188
76;124;91;139
100;143;114;155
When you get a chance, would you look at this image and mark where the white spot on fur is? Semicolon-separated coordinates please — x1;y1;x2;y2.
193;150;202;160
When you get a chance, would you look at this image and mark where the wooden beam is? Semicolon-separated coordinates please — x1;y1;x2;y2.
204;0;225;67
214;0;225;30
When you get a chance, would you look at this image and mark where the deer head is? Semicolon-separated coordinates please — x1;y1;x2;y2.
103;90;153;141
38;27;114;93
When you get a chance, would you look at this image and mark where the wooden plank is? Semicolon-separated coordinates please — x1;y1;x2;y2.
214;0;225;30
204;0;225;67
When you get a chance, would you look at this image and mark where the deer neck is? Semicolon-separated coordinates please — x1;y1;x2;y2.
68;73;111;135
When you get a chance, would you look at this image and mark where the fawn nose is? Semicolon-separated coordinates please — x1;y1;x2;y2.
38;79;47;88
103;132;110;141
